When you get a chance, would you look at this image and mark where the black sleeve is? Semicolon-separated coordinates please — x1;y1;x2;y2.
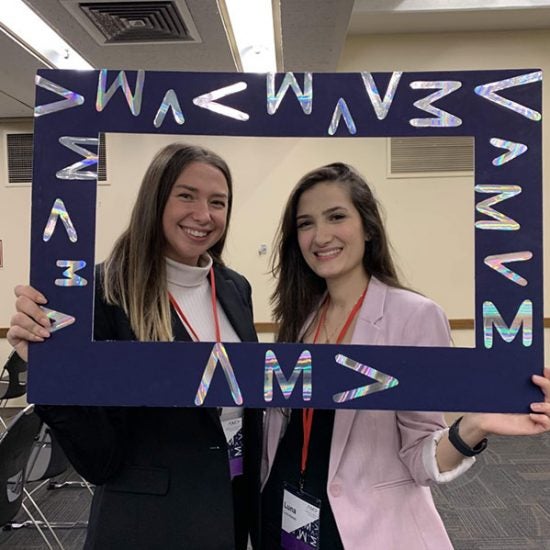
35;265;129;485
35;405;127;485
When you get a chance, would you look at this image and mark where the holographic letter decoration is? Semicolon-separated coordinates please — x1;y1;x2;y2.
484;251;533;286
56;137;98;181
96;69;145;116
409;81;462;127
266;72;313;115
34;75;85;117
483;300;533;348
332;354;399;403
490;138;528;166
475;185;521;231
264;349;312;402
55;260;88;287
153;89;185;128
195;342;243;406
474;71;542;121
39;306;76;333
193;82;249;121
43;198;77;243
361;71;402;120
328;98;357;135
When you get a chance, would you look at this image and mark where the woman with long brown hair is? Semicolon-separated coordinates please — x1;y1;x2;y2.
8;143;261;550
261;162;550;550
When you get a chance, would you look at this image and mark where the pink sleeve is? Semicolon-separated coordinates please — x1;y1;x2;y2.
395;297;470;485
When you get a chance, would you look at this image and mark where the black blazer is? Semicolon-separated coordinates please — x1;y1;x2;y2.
37;263;262;550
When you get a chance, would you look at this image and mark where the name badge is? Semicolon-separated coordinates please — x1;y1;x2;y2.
222;416;243;479
281;483;321;550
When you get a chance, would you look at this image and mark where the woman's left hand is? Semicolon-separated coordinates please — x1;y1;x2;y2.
437;368;550;472
464;367;550;437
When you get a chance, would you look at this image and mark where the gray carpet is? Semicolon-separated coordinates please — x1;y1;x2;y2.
0;467;91;549
432;432;550;550
1;433;549;549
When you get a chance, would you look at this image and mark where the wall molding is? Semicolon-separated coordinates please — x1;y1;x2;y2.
255;319;547;333
2;319;550;338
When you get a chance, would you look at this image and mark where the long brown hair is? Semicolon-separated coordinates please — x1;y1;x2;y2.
102;143;233;341
271;162;404;342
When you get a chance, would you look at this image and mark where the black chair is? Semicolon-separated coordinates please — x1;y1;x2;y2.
0;405;54;548
27;425;93;494
27;425;70;484
22;424;90;534
0;351;27;408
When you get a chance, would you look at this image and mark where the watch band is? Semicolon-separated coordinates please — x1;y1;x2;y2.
448;416;488;457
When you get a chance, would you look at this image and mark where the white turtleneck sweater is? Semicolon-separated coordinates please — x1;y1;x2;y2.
165;255;239;343
165;255;244;477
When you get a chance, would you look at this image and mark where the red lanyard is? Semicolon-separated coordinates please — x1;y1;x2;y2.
168;267;221;343
301;286;368;484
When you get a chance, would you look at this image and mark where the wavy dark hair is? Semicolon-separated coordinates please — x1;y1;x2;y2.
103;143;233;341
271;162;404;342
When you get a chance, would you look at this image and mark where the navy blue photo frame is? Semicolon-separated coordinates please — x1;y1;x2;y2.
28;69;543;412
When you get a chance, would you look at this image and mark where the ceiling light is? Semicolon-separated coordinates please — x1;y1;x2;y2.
0;0;93;69
220;0;278;72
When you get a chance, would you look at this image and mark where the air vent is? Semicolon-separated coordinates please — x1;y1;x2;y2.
74;1;200;44
4;133;107;185
97;133;107;182
389;136;474;176
6;133;33;185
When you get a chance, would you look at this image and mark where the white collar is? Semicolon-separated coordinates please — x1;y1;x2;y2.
165;254;213;288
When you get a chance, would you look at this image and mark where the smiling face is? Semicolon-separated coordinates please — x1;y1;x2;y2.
162;161;230;266
296;181;368;284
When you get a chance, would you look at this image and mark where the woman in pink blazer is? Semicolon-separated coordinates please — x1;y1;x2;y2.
261;162;550;550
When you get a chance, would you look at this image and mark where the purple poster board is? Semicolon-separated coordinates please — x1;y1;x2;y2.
28;69;543;412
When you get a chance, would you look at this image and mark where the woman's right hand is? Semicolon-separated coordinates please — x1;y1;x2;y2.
7;285;51;362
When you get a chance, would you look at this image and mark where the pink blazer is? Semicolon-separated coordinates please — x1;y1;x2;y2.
262;277;456;550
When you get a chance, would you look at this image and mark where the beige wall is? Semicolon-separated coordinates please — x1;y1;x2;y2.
0;119;32;334
0;118;32;403
339;28;550;362
0;29;548;367
100;133;473;328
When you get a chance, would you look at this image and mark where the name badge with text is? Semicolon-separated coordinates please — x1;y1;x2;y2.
281;483;321;550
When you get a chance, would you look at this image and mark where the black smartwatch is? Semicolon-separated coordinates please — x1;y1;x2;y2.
448;416;488;457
